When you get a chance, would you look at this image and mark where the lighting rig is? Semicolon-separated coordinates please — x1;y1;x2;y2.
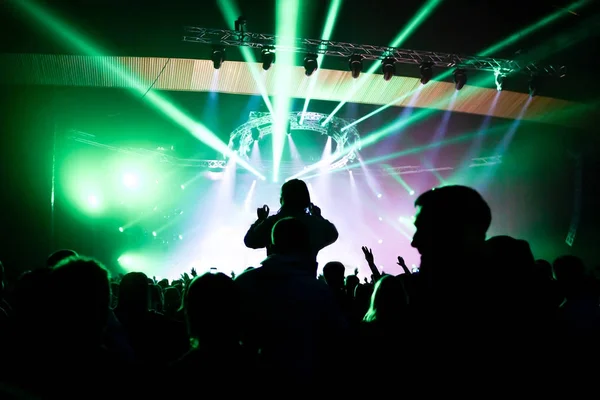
183;25;566;94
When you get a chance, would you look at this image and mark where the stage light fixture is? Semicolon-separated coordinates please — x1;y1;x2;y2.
381;57;396;81
251;127;260;141
234;16;247;32
303;54;318;76
419;62;433;85
528;76;538;97
348;54;363;79
494;71;505;91
261;47;275;70
211;47;225;69
453;68;467;90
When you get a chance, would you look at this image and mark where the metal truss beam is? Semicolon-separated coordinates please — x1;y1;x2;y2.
183;27;565;77
69;131;501;176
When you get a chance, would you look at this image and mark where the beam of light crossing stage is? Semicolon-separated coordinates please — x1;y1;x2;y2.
299;0;343;125
18;0;265;180
217;0;275;114
296;123;512;181
335;0;590;134
271;0;302;182
320;0;443;127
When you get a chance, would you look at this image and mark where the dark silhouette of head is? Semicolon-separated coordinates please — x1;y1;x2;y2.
48;256;111;346
149;284;163;312
280;179;311;212
185;272;240;347
484;236;536;297
271;217;311;256
47;249;78;268
412;185;491;258
345;274;360;296
553;255;585;285
486;236;535;272
118;272;150;314
364;275;408;323
323;262;345;290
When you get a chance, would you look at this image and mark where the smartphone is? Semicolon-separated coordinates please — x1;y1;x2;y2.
411;267;420;273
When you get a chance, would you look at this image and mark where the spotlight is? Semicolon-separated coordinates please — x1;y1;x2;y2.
118;227;124;232
251;127;260;141
377;193;382;198
152;231;157;237
211;47;225;69
348;54;363;79
528;76;539;97
378;239;383;244
419;62;433;85
409;190;415;195
234;16;247;32
261;47;275;71
453;68;467;90
303;54;318;76
381;57;395;81
494;71;505;91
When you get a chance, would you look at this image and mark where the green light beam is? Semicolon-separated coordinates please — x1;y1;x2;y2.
217;0;275;114
272;0;301;182
337;0;590;133
294;123;510;181
299;0;344;125
320;0;443;126
19;0;265;179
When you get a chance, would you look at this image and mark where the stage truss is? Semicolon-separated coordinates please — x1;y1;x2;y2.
68;130;502;177
183;26;566;77
227;111;361;171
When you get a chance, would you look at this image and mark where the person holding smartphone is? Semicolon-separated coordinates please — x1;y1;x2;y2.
243;179;339;258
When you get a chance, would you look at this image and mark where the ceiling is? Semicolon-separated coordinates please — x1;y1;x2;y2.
0;53;586;129
0;0;599;102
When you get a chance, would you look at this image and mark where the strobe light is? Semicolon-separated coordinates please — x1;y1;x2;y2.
453;68;467;90
261;47;275;71
348;54;363;79
303;54;318;76
419;62;433;85
381;57;395;81
211;47;225;69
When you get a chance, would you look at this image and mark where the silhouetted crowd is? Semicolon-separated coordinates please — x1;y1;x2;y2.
1;180;599;398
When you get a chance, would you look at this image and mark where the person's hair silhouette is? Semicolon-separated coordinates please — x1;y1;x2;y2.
271;217;311;256
185;272;240;347
412;185;491;257
280;179;311;213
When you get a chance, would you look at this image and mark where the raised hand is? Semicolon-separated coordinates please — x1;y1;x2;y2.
190;267;197;277
181;272;190;283
354;267;359;276
361;246;374;264
257;205;270;220
397;256;410;274
309;203;321;217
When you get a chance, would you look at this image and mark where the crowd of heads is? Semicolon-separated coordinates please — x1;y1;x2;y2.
0;183;598;397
